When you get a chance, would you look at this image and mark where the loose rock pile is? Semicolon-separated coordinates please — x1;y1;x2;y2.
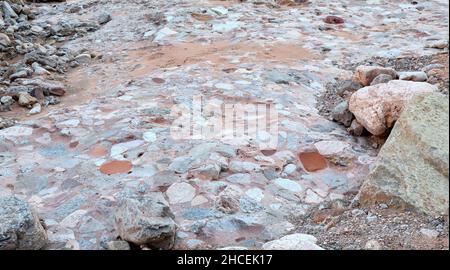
0;0;107;125
318;54;449;219
0;195;48;250
319;53;447;141
297;199;448;250
115;192;177;250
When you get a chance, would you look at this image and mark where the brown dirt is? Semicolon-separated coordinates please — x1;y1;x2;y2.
126;41;320;79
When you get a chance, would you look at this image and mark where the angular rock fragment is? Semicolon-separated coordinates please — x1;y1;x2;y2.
349;80;437;136
0;117;15;129
20;79;66;96
2;1;18;19
18;92;38;108
0;33;11;48
370;74;393;86
166;182;196;204
336;80;363;96
299;151;327;172
331;100;353;127
0;95;14;111
168;156;195;174
115;192;176;249
323;15;344;24
28;103;41;115
103;240;131;250
189;163;221;180
0;196;48;250
355;66;398;86
97;13;111;25
229;161;261;173
425;40;448;49
215;185;243;214
359;93;449;216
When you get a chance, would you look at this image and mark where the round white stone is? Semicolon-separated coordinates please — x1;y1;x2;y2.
166;182;196;204
274;178;303;193
245;188;264;202
143;131;157;142
314;140;350;156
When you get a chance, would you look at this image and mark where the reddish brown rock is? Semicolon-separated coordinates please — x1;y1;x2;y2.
261;149;277;156
100;160;133;175
299;152;327;172
48;88;66;96
348;119;365;136
323;16;345;24
69;141;79;148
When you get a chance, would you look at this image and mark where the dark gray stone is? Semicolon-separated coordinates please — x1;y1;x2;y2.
332;101;353;127
370;74;393;86
0;196;47;250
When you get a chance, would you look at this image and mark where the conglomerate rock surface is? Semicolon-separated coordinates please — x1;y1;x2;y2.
0;0;448;250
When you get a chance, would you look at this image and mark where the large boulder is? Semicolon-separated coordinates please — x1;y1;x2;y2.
349;80;437;136
0;196;48;250
359;93;449;216
115;192;177;249
355;65;398;86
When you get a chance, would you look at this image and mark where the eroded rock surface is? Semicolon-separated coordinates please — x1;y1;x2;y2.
0;0;448;250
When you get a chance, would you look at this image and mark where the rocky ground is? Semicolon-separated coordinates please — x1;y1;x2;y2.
319;52;449;117
296;199;449;250
0;0;449;250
